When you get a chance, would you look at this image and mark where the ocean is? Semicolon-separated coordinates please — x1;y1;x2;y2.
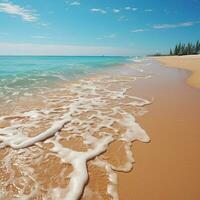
0;56;131;98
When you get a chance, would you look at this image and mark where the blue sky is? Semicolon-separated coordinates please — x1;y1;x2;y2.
0;0;200;55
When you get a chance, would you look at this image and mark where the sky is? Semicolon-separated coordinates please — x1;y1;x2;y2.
0;0;200;56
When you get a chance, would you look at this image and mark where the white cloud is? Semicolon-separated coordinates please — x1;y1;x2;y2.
0;43;135;56
113;9;120;13
153;21;199;29
0;1;38;22
132;7;138;11
97;34;116;40
125;6;131;10
90;8;107;14
118;16;128;22
144;9;153;12
130;21;200;33
125;6;138;11
131;29;145;33
70;1;80;6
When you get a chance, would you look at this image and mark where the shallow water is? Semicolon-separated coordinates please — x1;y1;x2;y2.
0;56;130;100
0;56;151;200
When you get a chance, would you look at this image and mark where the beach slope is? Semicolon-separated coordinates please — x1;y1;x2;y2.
118;58;200;200
155;55;200;89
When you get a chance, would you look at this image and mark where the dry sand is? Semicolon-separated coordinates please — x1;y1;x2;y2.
118;59;200;200
155;55;200;89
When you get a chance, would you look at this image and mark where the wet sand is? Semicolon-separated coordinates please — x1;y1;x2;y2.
155;55;200;89
118;59;200;200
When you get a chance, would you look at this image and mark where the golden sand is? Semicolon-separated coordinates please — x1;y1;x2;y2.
118;58;200;200
155;55;200;89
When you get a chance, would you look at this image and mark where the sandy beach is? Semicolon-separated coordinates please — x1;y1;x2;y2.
119;57;200;200
0;56;200;199
155;55;200;89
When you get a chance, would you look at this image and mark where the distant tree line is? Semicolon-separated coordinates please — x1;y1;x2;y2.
170;40;200;56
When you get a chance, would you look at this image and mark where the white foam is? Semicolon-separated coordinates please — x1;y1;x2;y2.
47;135;113;200
0;74;152;200
128;57;144;63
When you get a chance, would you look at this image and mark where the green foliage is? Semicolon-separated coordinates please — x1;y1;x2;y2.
170;40;200;56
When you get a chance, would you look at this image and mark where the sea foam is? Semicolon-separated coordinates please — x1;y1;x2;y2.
0;73;151;200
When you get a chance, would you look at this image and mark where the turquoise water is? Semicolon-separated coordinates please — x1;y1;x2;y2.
0;56;131;98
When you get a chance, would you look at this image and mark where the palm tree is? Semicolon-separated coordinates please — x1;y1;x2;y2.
174;45;179;55
168;40;200;56
195;40;200;54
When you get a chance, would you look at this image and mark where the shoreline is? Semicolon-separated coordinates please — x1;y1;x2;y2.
0;61;151;200
1;57;200;199
118;58;200;199
154;55;200;89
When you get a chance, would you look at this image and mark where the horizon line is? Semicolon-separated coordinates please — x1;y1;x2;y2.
0;55;135;57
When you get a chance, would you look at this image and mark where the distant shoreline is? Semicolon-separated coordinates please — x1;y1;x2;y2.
154;55;200;89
